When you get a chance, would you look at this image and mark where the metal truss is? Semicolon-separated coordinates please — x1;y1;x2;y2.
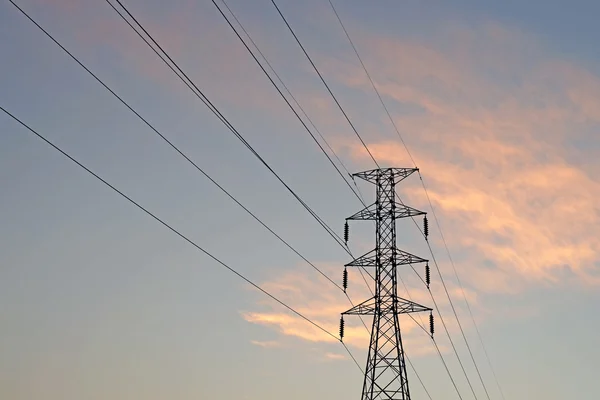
342;168;432;400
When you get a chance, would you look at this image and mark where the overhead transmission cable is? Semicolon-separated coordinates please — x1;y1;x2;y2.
10;3;424;395
326;1;505;400
110;1;432;396
10;0;364;358
209;0;463;397
206;7;433;395
6;0;371;382
268;0;380;169
215;0;357;188
10;0;349;254
103;0;356;253
0;104;363;374
109;0;384;338
8;0;356;304
100;2;402;382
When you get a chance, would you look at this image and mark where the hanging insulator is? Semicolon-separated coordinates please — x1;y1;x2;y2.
424;215;429;239
429;313;434;337
342;267;348;292
425;263;431;289
339;316;345;340
344;221;349;244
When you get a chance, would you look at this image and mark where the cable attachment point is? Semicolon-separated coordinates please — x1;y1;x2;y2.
339;315;345;340
423;215;429;240
343;267;348;293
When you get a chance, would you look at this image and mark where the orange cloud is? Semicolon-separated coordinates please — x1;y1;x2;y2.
305;19;600;293
242;263;476;360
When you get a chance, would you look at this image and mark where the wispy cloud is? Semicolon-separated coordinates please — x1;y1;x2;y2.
250;340;282;349
240;19;600;355
241;263;470;360
326;21;600;291
324;352;346;361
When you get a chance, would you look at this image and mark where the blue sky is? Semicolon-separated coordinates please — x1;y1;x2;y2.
1;0;599;399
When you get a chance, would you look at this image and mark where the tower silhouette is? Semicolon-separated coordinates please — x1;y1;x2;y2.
341;168;433;400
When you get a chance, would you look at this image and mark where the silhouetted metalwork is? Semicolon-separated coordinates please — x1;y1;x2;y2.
342;168;432;400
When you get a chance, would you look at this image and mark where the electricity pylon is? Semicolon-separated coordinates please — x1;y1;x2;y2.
340;168;433;400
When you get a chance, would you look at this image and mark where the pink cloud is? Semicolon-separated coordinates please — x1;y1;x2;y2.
241;263;476;360
320;21;600;291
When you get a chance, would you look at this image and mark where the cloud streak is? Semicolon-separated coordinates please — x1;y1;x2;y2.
329;21;600;292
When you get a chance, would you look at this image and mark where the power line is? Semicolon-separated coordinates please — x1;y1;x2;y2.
6;1;372;383
11;2;484;398
8;0;366;364
7;0;348;292
268;0;380;169
99;10;411;385
106;7;462;400
0;104;365;376
107;0;350;251
8;0;348;259
109;0;392;379
10;0;367;360
212;0;365;203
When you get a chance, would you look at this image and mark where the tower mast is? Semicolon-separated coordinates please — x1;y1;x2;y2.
341;168;433;400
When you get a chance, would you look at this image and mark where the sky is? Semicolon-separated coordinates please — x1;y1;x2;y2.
1;0;599;399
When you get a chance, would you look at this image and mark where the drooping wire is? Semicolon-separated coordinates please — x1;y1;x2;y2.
207;0;366;205
217;0;360;195
1;105;367;375
104;0;349;251
6;0;350;295
28;1;474;398
268;0;380;169
0;105;346;347
101;10;454;400
105;3;386;337
100;9;391;382
7;0;370;372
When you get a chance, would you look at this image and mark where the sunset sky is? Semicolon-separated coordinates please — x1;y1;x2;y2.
1;0;599;399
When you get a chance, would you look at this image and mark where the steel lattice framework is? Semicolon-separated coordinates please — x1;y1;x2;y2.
342;168;432;400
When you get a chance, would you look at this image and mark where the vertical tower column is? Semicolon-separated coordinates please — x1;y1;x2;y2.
341;168;432;400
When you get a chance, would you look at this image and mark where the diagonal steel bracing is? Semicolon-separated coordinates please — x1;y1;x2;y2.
341;168;432;400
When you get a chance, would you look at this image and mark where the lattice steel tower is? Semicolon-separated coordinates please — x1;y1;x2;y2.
340;168;433;400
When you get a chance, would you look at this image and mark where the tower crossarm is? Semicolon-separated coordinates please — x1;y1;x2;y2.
345;248;428;268
353;167;418;185
347;202;426;221
343;296;432;316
